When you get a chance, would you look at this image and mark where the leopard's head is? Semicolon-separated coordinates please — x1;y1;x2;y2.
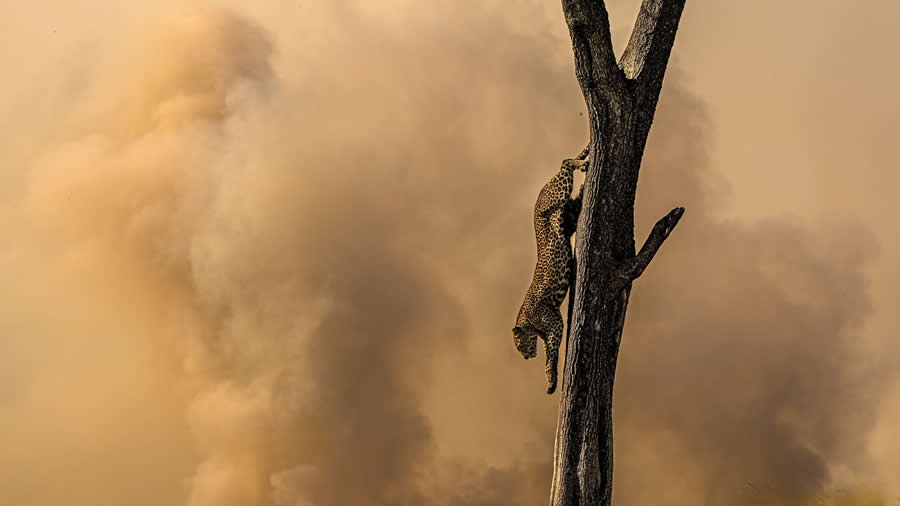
512;325;540;359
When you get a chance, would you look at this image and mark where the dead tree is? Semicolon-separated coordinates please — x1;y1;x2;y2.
550;1;688;505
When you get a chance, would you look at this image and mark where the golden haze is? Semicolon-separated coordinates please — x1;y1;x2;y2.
0;1;898;505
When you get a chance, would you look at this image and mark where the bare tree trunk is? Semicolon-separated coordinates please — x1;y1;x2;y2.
549;1;688;505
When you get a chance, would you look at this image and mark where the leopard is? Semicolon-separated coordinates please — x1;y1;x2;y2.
513;145;588;394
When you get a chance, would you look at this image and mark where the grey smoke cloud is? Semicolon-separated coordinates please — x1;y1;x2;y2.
0;2;895;506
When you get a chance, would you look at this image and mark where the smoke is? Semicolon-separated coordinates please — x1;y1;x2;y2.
615;69;886;505
0;2;895;506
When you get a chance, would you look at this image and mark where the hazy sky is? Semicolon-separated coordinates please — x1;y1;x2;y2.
1;2;898;506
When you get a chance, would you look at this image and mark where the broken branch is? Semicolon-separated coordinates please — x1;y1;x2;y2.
616;206;685;284
619;0;688;102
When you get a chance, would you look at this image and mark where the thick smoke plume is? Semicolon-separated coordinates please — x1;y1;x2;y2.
0;2;896;506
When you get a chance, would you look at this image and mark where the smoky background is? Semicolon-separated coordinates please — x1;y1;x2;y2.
1;2;898;505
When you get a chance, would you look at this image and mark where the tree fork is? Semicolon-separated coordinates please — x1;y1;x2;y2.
550;1;688;505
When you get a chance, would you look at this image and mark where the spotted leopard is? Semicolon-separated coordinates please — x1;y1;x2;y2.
513;146;588;394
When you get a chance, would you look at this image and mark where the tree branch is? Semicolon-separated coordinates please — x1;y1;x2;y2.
562;0;625;94
616;207;684;285
618;0;687;102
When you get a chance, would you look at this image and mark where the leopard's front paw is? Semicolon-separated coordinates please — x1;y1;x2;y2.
546;373;557;395
545;361;559;394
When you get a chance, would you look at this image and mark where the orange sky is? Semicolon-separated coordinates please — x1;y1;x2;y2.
1;2;898;505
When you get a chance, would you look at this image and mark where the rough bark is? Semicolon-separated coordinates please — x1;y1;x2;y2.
549;1;688;505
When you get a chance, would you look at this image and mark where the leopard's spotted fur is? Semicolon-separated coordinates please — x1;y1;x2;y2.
513;147;588;394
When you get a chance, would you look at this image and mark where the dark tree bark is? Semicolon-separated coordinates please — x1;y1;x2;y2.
549;1;688;505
